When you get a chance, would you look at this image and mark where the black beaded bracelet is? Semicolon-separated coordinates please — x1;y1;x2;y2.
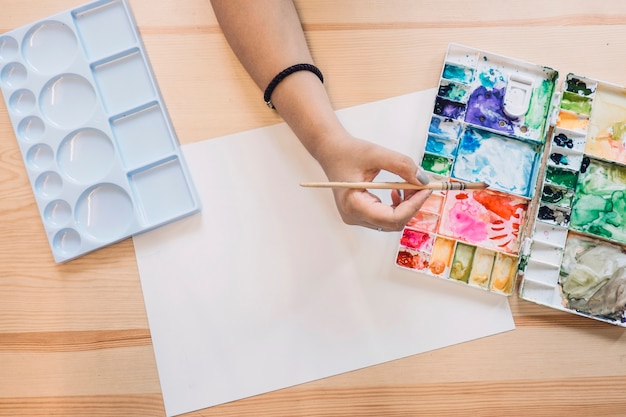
264;63;324;109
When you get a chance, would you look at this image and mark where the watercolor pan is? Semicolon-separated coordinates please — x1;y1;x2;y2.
398;44;626;327
0;0;200;262
397;44;558;296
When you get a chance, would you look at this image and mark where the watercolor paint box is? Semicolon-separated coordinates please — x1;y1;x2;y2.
0;0;200;262
396;44;626;327
519;74;626;327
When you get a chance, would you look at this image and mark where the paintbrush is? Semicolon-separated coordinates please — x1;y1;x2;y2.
300;181;489;191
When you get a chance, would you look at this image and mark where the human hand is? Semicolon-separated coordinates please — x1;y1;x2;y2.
315;134;432;231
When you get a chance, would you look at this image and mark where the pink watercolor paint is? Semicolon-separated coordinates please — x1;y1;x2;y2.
406;211;439;233
438;189;528;254
400;229;434;253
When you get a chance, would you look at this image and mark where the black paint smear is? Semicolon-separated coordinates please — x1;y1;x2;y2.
580;156;591;174
542;185;566;204
554;133;574;149
550;153;567;165
538;205;570;224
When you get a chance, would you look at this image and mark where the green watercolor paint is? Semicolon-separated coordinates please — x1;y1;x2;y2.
565;77;594;96
449;242;476;283
560;91;592;115
570;160;626;244
545;166;578;189
442;63;474;85
421;153;452;176
611;121;626;142
524;79;554;132
438;82;468;102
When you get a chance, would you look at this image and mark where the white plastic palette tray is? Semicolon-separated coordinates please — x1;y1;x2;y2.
0;0;200;262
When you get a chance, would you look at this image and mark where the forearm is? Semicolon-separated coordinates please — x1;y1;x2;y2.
210;0;348;164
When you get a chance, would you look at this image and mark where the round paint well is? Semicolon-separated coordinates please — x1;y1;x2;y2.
75;183;134;242
0;36;18;61
17;116;45;142
44;199;72;227
35;171;63;198
57;128;115;183
39;74;96;128
53;228;81;257
22;20;77;73
26;143;54;170
1;62;27;88
9;89;36;115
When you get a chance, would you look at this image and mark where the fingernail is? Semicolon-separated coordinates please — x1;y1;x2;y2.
417;168;430;185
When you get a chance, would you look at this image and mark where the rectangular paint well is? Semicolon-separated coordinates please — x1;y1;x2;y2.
449;242;476;283
528;240;563;267
421;153;453;176
551;129;587;153
569;159;626;245
429;115;463;140
406;211;439;233
468;248;496;288
523;260;560;287
429;237;455;276
438;188;528;254
489;252;518;295
442;63;475;85
585;83;626;164
451;127;540;197
438;80;470;102
396;248;430;271
560;91;593;116
544;166;578;189
425;135;457;158
531;222;569;247
434;96;466;119
540;184;574;208
520;280;559;306
400;229;434;253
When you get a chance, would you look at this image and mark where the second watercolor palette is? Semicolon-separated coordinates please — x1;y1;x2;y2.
396;44;626;327
0;0;200;262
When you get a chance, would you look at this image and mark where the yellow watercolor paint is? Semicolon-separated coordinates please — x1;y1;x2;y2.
468;248;496;288
489;252;518;294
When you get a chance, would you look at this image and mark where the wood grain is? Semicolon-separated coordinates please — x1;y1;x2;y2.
2;1;626;416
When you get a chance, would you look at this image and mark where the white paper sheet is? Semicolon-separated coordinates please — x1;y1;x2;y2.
133;89;515;417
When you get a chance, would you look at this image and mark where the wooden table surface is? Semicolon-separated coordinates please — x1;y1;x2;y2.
2;1;626;416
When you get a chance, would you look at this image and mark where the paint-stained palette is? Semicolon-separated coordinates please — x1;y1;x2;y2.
0;0;200;262
397;44;558;296
398;44;626;327
520;74;626;327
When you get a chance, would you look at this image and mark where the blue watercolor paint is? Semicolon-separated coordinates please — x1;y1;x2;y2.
425;135;457;158
429;116;462;140
442;63;474;84
465;86;515;134
549;153;569;166
478;68;504;88
434;97;466;119
451;127;538;196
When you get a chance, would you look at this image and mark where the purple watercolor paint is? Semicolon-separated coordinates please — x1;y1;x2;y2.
465;86;515;134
